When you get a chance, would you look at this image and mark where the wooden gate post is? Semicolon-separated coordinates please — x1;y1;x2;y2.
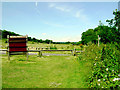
72;48;76;56
7;35;10;60
73;48;76;56
71;50;73;55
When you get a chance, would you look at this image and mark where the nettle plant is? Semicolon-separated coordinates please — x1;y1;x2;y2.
88;44;120;88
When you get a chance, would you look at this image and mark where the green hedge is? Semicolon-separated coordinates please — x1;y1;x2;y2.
87;43;120;88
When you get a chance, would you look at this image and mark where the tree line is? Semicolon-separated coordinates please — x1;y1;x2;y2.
0;29;79;44
81;9;120;45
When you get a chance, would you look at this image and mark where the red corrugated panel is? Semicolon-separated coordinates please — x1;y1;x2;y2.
9;43;26;47
9;48;27;52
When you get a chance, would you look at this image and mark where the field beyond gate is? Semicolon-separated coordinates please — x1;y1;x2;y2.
2;54;92;88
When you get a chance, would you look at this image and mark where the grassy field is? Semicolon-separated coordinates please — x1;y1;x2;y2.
2;54;92;88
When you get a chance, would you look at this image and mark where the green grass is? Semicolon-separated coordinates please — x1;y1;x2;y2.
2;54;92;88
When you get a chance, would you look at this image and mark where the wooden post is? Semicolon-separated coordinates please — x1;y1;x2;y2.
7;35;10;60
73;48;76;56
71;50;73;55
38;51;42;57
74;48;76;56
26;35;28;60
98;35;99;46
40;51;42;57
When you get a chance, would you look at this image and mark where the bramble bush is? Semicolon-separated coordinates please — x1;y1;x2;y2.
87;43;120;88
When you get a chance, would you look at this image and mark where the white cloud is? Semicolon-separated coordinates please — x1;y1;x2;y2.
49;3;55;7
42;33;46;35
75;9;90;24
75;9;84;18
55;6;70;12
48;3;71;12
55;6;65;11
75;11;81;18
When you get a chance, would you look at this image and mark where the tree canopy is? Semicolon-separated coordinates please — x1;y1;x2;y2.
81;9;120;45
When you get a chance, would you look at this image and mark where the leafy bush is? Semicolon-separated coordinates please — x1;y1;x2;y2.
78;43;104;62
88;43;120;88
50;45;57;50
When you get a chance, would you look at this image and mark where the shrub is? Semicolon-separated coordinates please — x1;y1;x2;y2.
50;45;57;50
78;43;104;62
88;43;120;88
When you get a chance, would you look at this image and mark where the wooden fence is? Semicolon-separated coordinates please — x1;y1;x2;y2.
0;49;83;57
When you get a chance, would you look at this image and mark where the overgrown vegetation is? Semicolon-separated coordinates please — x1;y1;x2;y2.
78;9;120;88
79;43;120;88
88;43;120;88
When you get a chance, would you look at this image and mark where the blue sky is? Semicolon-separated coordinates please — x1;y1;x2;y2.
2;2;118;42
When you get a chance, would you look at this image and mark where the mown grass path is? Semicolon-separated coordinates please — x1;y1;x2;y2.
2;54;92;88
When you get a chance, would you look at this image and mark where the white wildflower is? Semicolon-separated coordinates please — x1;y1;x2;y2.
98;79;100;82
105;75;107;77
106;68;108;71
102;86;103;88
98;83;100;86
103;79;105;81
118;74;120;77
96;56;97;58
112;70;114;72
94;63;96;66
113;78;120;81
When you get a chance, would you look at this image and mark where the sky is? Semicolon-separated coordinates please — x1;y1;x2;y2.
2;2;118;42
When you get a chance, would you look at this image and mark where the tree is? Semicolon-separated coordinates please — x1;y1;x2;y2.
81;29;97;45
28;37;31;41
2;30;20;38
45;39;52;44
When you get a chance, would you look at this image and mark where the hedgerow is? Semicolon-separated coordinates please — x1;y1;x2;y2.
87;43;120;88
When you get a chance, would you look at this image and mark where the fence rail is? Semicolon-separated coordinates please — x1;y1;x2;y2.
0;49;83;56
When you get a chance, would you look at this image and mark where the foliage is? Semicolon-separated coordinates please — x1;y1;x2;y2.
94;25;119;44
106;9;120;29
50;45;57;50
87;43;120;88
77;43;103;62
81;29;97;45
1;30;20;38
44;39;53;44
81;9;120;45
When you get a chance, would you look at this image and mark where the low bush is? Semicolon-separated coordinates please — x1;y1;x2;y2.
78;43;120;88
50;45;57;50
88;43;120;88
